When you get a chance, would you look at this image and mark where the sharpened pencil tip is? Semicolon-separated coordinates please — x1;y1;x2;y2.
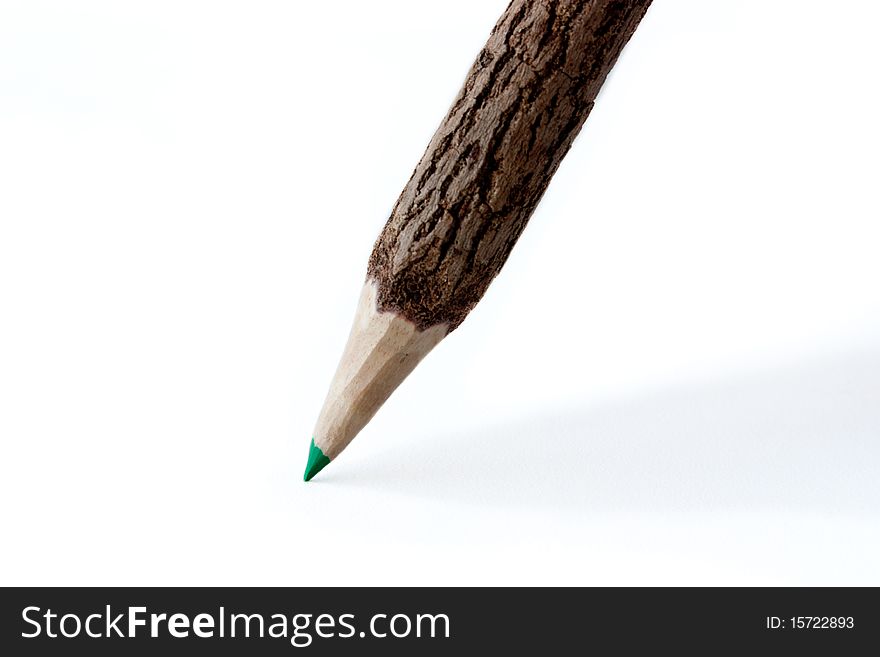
303;438;330;481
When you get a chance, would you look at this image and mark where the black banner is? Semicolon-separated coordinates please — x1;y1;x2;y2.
1;587;876;654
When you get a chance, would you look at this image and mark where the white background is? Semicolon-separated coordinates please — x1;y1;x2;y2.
2;0;878;585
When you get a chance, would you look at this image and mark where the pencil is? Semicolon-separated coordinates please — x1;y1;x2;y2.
305;0;653;480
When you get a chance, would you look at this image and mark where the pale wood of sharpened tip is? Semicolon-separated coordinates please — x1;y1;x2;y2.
312;281;448;459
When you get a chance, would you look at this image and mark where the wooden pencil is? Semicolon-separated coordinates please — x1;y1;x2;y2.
305;0;653;480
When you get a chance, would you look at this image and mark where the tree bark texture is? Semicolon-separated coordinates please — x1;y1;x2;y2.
367;0;653;330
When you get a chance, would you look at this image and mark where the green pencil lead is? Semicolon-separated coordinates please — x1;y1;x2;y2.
303;438;330;482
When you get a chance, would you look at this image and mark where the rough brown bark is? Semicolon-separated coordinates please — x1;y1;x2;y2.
367;0;652;330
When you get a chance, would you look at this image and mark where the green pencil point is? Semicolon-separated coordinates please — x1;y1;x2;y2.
303;438;330;482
